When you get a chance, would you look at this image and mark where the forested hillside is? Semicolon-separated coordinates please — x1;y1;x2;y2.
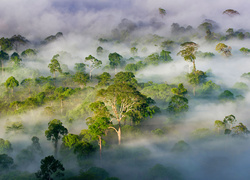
1;1;250;179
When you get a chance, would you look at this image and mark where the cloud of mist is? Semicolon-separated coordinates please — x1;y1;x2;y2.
1;0;250;40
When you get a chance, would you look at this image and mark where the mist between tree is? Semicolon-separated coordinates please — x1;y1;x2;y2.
1;0;250;180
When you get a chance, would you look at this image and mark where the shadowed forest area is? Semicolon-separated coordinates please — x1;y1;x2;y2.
1;1;250;179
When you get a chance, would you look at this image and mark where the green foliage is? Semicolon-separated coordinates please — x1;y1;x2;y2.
10;52;22;66
62;134;80;150
85;55;102;78
159;8;166;17
214;120;226;133
5;121;24;134
88;117;111;141
96;72;111;87
5;76;19;91
73;72;89;88
35;155;65;180
167;95;188;115
21;49;37;58
97;46;104;55
178;42;198;71
231;123;250;137
198;22;213;32
215;43;232;57
223;114;237;129
171;83;187;96
147;164;182;180
97;83;152;124
197;80;220;96
0;38;12;51
218;90;234;101
108;52;123;69
171;140;191;153
114;71;137;86
0;170;35;179
45;119;68;143
144;51;172;66
233;82;248;91
191;128;213;139
161;40;177;51
187;70;207;86
241;72;250;80
130;47;138;56
125;63;138;72
45;119;68;157
48;55;62;77
195;51;215;58
0;139;13;154
0;154;14;172
239;47;250;55
74;63;86;73
151;128;164;137
73;141;96;159
141;83;173;103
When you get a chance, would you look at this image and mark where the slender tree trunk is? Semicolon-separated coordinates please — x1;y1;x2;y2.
193;86;196;96
108;125;121;145
193;60;196;72
60;99;63;114
98;136;102;160
54;139;58;158
118;122;121;145
12;88;14;96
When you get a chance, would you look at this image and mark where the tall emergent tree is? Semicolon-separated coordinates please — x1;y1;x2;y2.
21;78;34;96
10;52;22;66
73;72;89;89
96;82;154;145
5;76;19;95
45;119;68;158
0;50;9;76
48;54;62;78
186;70;207;96
35;155;65;180
215;43;232;57
87;116;111;160
108;52;123;73
85;55;102;79
177;42;198;72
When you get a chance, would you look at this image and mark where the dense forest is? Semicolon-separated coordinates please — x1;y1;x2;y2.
1;1;250;179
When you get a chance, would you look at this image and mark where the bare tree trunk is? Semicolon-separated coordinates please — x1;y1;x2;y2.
118;122;121;145
193;86;196;96
98;136;102;160
60;99;63;114
193;60;196;72
54;139;58;158
108;125;121;145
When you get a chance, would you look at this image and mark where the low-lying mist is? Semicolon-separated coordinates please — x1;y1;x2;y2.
1;0;250;179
